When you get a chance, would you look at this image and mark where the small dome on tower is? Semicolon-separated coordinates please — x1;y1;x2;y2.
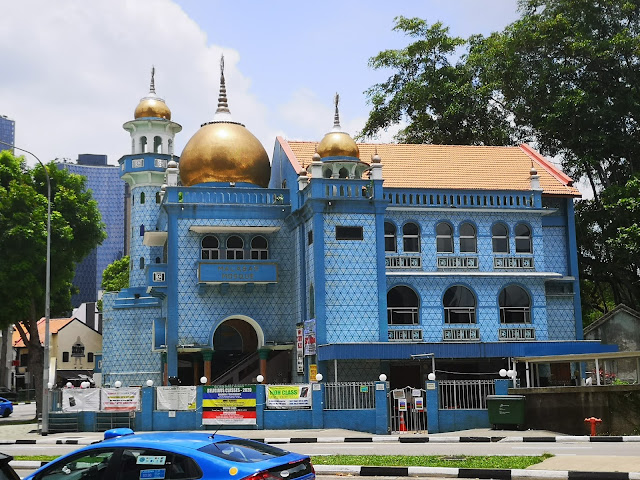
316;93;359;159
178;55;270;188
134;67;172;120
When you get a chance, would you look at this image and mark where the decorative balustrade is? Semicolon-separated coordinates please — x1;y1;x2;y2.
165;187;289;206
384;189;541;209
498;328;536;340
442;328;480;341
437;256;479;269
494;257;535;269
385;256;422;269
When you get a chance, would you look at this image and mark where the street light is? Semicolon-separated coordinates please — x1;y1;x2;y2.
0;141;51;435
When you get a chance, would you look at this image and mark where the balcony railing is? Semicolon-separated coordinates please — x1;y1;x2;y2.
384;189;542;209
385;256;422;269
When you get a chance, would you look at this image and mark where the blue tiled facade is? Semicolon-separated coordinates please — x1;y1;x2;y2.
58;155;125;306
0;115;15;153
101;84;617;389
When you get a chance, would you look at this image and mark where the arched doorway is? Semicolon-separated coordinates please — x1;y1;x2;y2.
210;317;263;384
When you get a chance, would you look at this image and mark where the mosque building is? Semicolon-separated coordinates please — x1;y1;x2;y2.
101;61;616;389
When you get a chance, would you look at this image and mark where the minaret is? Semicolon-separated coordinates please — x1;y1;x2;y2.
120;67;182;287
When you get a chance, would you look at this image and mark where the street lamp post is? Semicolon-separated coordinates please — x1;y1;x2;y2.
0;141;51;435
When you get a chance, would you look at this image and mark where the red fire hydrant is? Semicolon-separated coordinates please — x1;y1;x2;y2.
584;417;602;436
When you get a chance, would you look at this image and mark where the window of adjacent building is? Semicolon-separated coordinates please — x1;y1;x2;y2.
88;352;94;363
443;285;477;324
515;223;533;253
309;284;315;318
62;352;69;362
499;285;531;323
459;222;476;253
436;222;453;253
201;236;219;260
250;236;268;259
335;226;363;240
403;222;420;252
226;235;244;259
387;285;419;325
384;222;397;253
308;230;313;245
140;192;145;204
492;223;509;253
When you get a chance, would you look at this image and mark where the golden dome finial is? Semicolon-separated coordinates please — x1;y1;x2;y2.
214;54;232;120
134;66;171;120
316;92;359;159
333;92;341;131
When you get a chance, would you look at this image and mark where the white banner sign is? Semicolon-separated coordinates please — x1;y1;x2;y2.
62;389;100;412
101;388;141;411
156;386;196;411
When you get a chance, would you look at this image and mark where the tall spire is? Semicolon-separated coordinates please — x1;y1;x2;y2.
332;92;342;132
213;54;233;122
149;66;156;94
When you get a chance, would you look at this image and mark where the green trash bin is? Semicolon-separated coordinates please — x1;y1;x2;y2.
486;394;526;429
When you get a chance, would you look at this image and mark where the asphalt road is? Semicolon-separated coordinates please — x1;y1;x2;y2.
0;402;36;423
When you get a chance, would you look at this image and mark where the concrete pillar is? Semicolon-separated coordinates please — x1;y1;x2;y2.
202;350;213;385
311;383;324;429
258;348;270;382
161;352;168;386
374;381;389;435
425;380;439;434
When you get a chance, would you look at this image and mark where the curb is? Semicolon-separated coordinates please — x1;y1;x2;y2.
315;465;640;479
1;435;640;446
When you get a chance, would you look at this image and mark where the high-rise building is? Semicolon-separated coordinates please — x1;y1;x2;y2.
57;154;125;306
0;115;15;152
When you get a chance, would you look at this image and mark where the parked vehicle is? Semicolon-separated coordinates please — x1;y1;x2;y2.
0;452;20;480
0;398;13;418
0;387;17;402
24;428;316;480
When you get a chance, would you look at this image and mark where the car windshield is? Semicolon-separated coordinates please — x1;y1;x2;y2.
198;439;288;463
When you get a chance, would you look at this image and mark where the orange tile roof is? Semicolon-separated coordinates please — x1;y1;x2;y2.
279;138;580;196
12;317;75;348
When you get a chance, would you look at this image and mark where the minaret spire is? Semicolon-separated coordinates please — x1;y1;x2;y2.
213;54;233;122
149;66;156;94
332;92;341;131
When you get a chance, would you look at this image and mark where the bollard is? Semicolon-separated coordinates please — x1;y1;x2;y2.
584;416;602;436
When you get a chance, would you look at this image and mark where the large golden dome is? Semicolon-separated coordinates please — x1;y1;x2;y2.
179;121;270;187
317;93;359;159
178;55;270;188
134;67;171;120
317;131;359;158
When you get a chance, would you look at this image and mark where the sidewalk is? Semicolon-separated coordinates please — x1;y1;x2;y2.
2;423;640;478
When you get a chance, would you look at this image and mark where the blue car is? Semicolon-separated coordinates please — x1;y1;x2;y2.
0;397;12;418
24;428;316;480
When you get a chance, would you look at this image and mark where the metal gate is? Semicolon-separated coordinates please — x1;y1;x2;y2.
387;386;427;433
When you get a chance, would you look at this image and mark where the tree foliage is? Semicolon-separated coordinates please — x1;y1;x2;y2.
0;150;105;412
98;256;130;311
362;1;640;317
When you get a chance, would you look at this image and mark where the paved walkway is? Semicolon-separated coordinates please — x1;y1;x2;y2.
2;423;640;478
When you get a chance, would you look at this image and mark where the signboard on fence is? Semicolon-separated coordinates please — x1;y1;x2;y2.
156;386;196;411
296;324;304;374
304;319;316;356
202;385;256;425
101;388;141;411
266;385;311;409
62;389;100;412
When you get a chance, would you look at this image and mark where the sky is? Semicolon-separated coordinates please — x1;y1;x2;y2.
0;1;520;167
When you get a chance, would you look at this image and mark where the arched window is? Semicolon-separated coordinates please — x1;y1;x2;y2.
250;236;268;260
459;222;476;253
154;136;162;154
499;285;531;323
140;224;145;236
387;286;419;325
436;222;453;253
140;136;147;153
323;168;332;178
384;222;397;253
443;285;476;324
156;192;161;203
309;284;315;318
515;223;532;253
201;236;219;260
168;139;173;154
226;236;244;260
140;192;145;204
403;222;420;253
155;257;161;264
139;257;145;270
338;167;349;178
492;223;509;253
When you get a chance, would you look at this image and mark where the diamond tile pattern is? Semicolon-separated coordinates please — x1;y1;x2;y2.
130;185;163;287
546;297;577;340
542;226;568;276
327;360;382;382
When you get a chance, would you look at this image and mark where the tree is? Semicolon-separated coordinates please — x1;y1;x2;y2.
97;256;130;311
0;150;105;414
362;1;640;316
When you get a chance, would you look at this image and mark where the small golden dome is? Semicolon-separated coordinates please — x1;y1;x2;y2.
179;121;270;187
134;96;171;120
317;131;359;158
134;67;171;120
317;93;359;159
